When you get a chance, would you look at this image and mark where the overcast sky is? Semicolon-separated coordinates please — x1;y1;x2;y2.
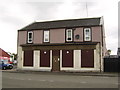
0;0;119;55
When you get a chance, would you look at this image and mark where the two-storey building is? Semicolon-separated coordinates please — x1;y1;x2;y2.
17;17;107;72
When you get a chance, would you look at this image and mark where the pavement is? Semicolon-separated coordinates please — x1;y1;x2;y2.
0;64;119;77
1;68;119;77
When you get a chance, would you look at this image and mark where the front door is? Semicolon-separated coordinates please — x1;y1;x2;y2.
52;50;60;71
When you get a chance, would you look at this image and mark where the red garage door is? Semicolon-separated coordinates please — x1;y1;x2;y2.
40;50;50;67
62;50;73;67
81;49;94;67
23;50;33;66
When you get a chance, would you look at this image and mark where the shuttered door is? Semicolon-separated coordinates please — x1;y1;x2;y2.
62;50;73;67
23;50;33;66
40;50;50;67
81;49;94;67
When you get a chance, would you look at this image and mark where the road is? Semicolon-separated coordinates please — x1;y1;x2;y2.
2;72;118;88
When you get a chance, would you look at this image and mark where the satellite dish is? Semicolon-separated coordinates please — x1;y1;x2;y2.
75;35;80;39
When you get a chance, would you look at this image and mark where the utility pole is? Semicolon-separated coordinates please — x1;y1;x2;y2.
86;1;88;17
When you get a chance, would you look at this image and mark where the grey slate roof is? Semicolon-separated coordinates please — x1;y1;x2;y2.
19;17;102;31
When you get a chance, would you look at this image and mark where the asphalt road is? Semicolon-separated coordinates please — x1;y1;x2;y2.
2;72;118;88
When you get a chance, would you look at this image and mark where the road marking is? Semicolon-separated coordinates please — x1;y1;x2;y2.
80;81;87;84
115;83;118;85
49;80;54;82
39;80;46;82
9;77;13;79
28;78;32;80
100;77;109;79
19;78;25;80
9;77;25;80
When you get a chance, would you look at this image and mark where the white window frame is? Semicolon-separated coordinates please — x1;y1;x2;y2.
66;29;73;42
44;30;50;42
27;31;33;43
84;28;91;41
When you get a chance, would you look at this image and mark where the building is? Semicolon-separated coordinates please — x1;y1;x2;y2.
104;48;119;72
117;48;120;57
0;48;10;60
17;17;107;72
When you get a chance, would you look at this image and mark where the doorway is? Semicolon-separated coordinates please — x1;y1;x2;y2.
52;50;60;71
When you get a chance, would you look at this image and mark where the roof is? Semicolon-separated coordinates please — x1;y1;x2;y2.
19;17;102;31
0;48;10;58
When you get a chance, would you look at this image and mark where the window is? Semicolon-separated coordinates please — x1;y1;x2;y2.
66;29;73;41
27;31;33;43
84;28;91;41
44;30;49;42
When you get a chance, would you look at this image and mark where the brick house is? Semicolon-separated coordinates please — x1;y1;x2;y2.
17;17;107;72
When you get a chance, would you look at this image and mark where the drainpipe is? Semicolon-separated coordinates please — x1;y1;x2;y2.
99;43;102;73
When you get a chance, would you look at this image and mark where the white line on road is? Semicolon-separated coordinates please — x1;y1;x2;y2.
9;77;25;80
38;80;46;82
80;81;87;84
49;80;54;82
28;78;32;80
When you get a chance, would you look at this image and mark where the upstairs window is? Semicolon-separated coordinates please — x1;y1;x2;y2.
66;29;73;42
44;30;49;42
27;31;33;43
84;28;91;41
